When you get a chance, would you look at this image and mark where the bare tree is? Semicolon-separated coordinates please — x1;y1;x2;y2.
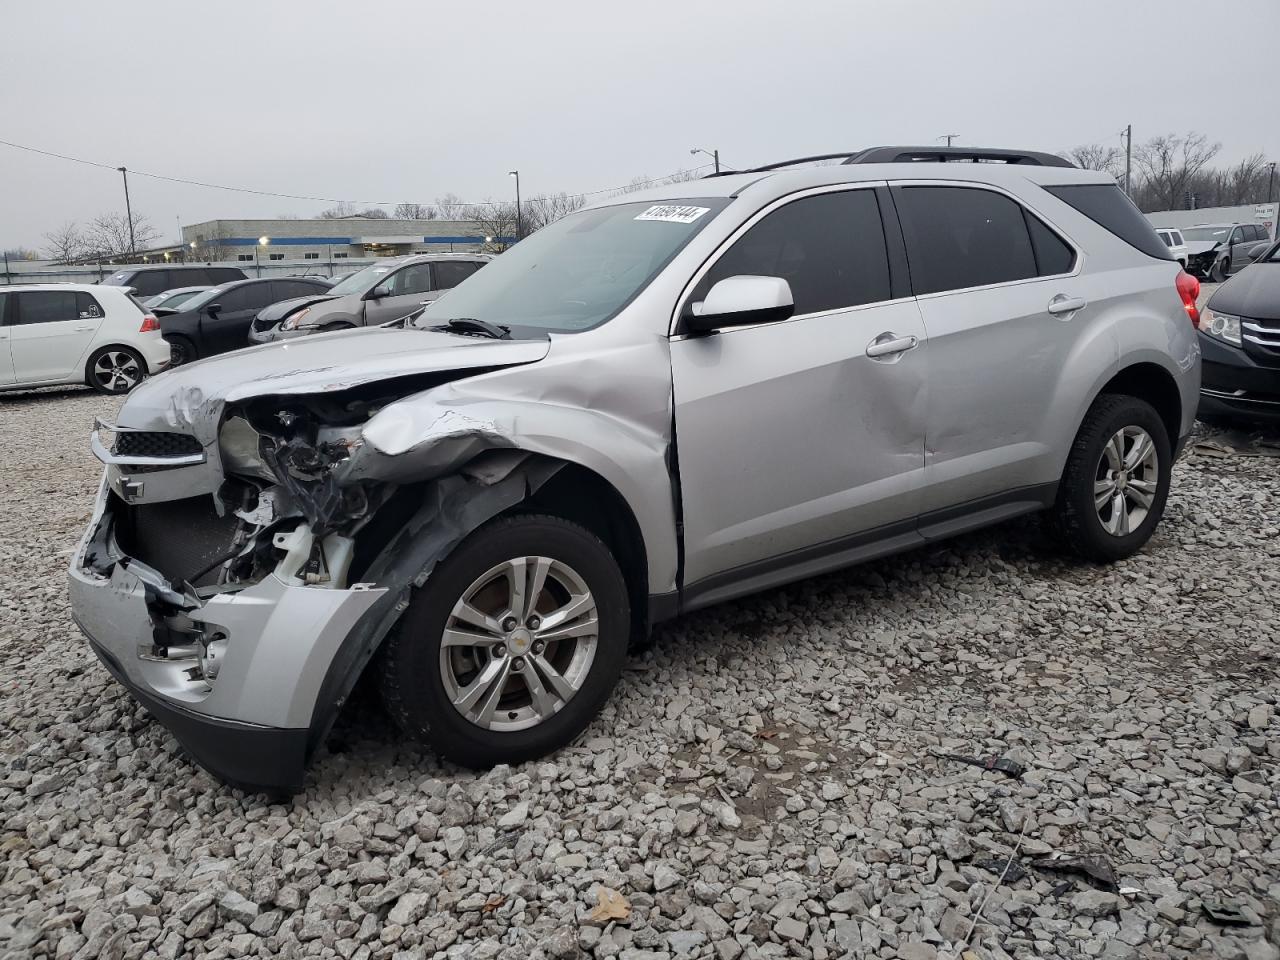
434;193;466;219
462;201;518;250
1133;132;1221;211
187;225;233;263
1061;143;1123;179
1216;153;1268;206
394;202;436;219
44;221;87;263
319;201;358;219
85;211;160;258
523;192;587;233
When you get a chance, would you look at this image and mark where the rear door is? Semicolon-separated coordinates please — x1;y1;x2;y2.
9;290;106;382
671;185;928;589
0;293;14;384
364;261;436;325
891;182;1084;515
432;260;481;297
128;271;171;298
201;282;277;355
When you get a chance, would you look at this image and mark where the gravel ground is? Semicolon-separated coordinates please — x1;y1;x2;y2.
1;386;1278;960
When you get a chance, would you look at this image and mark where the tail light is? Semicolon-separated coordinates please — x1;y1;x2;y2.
1175;270;1200;325
139;315;160;333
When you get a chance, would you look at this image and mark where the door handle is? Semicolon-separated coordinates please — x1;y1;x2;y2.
866;333;919;359
74;324;96;331
1047;295;1087;317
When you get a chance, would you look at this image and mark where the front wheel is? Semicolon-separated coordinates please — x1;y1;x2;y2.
1210;259;1227;283
379;515;630;769
86;346;146;394
1046;394;1172;562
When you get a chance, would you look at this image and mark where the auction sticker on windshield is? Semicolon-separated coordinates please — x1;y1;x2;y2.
635;205;710;224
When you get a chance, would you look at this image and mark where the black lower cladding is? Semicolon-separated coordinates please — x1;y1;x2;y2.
111;493;239;586
88;637;308;794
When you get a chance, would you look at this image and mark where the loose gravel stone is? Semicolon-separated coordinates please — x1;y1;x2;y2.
1;393;1278;960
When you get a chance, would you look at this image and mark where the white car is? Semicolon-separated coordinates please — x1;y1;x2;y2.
0;284;171;394
1155;227;1188;267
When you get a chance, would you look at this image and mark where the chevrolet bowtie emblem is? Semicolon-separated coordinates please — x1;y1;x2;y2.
120;479;145;502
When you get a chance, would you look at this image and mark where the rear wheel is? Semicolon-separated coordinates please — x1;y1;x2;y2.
167;335;197;367
1046;394;1171;562
86;346;146;394
379;515;630;769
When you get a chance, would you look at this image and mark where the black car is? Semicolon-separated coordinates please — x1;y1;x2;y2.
1197;238;1280;424
158;277;332;364
101;264;247;299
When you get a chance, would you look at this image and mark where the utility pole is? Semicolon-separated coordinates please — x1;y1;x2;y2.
1268;161;1276;204
118;166;136;253
3;250;10;286
690;148;721;173
509;170;522;242
939;134;959;147
1123;125;1132;198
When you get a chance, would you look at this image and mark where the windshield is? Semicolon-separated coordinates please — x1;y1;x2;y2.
418;199;729;333
327;262;398;296
1183;226;1230;242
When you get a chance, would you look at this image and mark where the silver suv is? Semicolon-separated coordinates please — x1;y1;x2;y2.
70;146;1202;793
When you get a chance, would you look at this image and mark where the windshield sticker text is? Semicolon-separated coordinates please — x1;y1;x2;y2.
635;205;710;224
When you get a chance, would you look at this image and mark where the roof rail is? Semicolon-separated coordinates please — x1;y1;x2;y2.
842;146;1074;167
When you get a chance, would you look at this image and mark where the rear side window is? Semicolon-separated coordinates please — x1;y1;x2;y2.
433;260;478;290
76;292;104;318
129;271;170;297
14;290;79;324
173;268;211;285
211;268;247;283
1025;214;1076;275
1158;231;1173;247
695;189;891;315
894;186;1037;295
1171;231;1183;245
1044;184;1172;261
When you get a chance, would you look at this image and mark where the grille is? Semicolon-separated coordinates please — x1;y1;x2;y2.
1243;316;1280;370
113;431;203;458
113;494;239;586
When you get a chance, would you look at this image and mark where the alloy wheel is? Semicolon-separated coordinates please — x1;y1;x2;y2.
1093;425;1159;536
439;556;599;732
93;351;142;392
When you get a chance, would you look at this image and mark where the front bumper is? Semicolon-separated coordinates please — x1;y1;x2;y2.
68;480;385;793
247;324;313;345
1197;331;1280;423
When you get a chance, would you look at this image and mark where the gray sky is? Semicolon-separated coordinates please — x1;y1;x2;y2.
3;0;1276;252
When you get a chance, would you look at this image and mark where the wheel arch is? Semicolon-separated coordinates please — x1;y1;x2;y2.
1094;361;1183;449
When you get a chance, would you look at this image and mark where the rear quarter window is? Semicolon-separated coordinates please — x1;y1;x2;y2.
1044;184;1172;261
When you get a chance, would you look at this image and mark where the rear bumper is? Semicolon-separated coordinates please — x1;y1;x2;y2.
1197;332;1280;422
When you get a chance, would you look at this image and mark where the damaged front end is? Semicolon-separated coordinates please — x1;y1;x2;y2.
70;352;563;794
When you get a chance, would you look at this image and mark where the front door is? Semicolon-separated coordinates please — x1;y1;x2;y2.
9;289;105;382
200;282;277;356
0;292;15;384
891;183;1086;512
671;186;927;589
364;261;436;326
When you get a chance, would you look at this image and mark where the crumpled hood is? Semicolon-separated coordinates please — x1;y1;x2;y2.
117;326;550;441
1207;263;1280;321
1184;240;1222;256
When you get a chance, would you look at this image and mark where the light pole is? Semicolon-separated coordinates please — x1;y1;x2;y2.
1268;162;1276;205
117;166;136;253
189;240;197;263
690;147;720;173
508;170;522;242
256;236;269;277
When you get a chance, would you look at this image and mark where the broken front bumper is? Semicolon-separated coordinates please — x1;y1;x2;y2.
68;480;385;794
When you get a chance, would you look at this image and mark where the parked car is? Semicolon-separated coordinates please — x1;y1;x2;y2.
247;254;489;345
142;286;212;311
0;284;169;394
101;265;247;300
159;277;333;365
1183;223;1271;282
70;146;1200;793
1155;227;1188;267
1196;236;1280;423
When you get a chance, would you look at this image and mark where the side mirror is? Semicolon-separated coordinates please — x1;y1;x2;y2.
205;303;222;315
367;284;392;300
684;276;794;335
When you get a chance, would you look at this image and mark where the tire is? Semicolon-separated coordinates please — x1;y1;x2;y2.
86;346;147;395
1209;259;1227;283
168;335;197;367
1046;394;1172;562
379;514;630;769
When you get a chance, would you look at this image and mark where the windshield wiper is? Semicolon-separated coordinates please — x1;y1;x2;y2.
435;317;512;340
